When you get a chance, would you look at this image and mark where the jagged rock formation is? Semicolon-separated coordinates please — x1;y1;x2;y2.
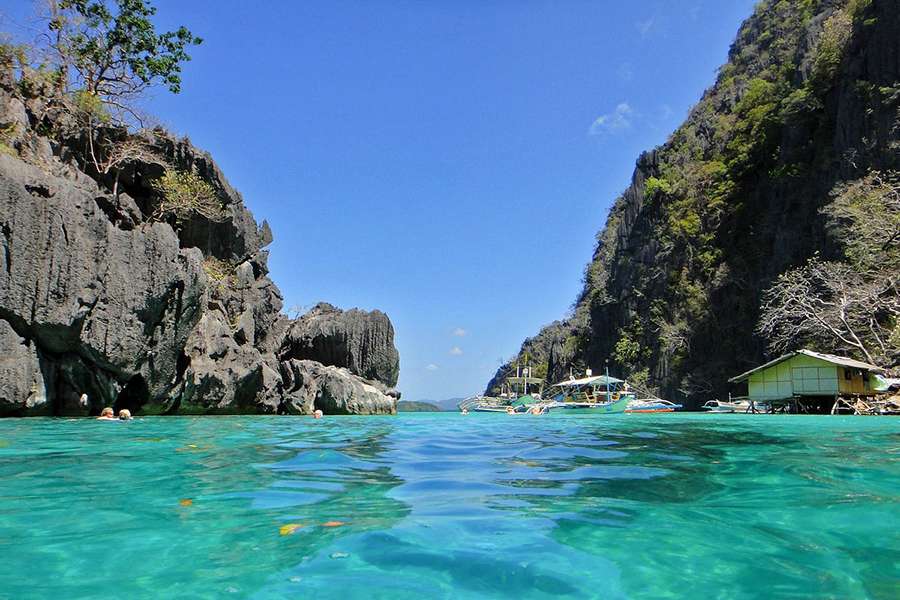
0;63;399;416
489;0;899;407
280;302;400;387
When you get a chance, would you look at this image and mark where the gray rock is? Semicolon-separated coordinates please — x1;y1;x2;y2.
280;360;396;415
0;318;48;416
0;82;402;417
0;154;204;415
280;302;400;387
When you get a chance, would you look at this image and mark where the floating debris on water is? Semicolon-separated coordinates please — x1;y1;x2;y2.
322;521;346;528
279;523;304;536
179;498;193;507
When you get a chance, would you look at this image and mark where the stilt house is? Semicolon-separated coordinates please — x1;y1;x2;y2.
728;350;884;412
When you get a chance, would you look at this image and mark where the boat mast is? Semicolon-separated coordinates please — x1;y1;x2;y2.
524;362;529;396
605;359;611;403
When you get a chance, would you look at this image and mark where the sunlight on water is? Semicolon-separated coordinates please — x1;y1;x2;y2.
0;414;897;599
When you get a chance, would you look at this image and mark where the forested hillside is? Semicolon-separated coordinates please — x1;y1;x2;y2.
488;0;899;407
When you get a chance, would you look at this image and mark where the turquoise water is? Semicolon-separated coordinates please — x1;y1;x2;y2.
0;414;897;599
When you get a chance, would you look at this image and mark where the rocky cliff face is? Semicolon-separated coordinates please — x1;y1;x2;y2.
280;302;400;387
0;66;400;416
489;0;900;406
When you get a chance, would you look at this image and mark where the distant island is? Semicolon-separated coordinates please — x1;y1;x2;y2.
397;401;441;412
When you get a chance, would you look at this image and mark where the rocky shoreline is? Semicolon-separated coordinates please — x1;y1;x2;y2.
0;65;399;417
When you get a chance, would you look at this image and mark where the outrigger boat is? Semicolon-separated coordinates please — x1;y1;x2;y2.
457;366;544;413
701;399;765;413
460;368;681;415
539;373;631;414
702;399;742;413
540;372;681;414
625;399;682;413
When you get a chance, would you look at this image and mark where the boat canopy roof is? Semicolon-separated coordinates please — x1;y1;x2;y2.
506;377;544;385
510;394;539;406
551;375;624;388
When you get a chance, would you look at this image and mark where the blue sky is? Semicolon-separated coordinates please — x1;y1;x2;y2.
3;0;756;402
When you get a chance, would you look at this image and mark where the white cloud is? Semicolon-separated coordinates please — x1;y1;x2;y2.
588;103;633;136
636;15;657;37
452;327;467;337
660;103;673;120
689;5;701;21
426;363;439;371
449;346;463;356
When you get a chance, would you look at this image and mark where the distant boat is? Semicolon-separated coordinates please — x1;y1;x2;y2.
461;369;679;415
458;365;544;413
701;399;767;413
626;399;682;413
540;374;631;414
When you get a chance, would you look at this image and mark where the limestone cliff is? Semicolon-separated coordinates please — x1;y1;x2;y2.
0;63;400;416
489;0;900;407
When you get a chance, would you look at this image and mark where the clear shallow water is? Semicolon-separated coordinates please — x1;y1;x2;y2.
0;414;897;599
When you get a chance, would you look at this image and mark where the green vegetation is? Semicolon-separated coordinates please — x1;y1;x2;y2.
493;0;897;404
152;170;224;223
810;9;853;92
0;122;19;157
201;256;233;283
643;176;672;200
72;89;111;124
0;42;27;69
49;0;202;100
759;171;900;366
613;321;648;369
3;1;202;191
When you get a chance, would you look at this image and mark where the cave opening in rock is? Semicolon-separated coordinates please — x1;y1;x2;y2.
176;351;190;382
114;375;150;414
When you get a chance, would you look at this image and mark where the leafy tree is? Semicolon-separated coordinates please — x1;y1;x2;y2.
809;8;853;92
25;1;202;195
823;171;900;272
47;0;202;121
758;172;900;367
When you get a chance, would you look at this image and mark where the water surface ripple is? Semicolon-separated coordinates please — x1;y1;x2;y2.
0;414;897;599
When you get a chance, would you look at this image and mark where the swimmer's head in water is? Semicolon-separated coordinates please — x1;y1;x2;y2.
313;409;323;419
99;407;114;418
118;409;132;420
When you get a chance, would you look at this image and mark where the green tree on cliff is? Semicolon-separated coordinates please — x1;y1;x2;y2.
45;0;202;125
758;172;900;367
26;1;203;196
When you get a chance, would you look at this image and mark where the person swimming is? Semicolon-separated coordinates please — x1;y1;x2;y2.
313;409;324;419
97;407;115;420
118;409;132;420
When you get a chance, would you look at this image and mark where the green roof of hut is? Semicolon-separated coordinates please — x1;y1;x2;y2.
729;350;884;383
